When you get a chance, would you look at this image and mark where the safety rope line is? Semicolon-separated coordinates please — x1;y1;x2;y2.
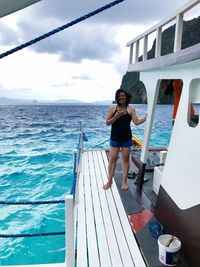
92;138;109;149
0;231;65;238
0;0;125;60
0;199;64;205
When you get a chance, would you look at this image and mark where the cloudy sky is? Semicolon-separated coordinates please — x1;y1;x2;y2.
0;0;198;102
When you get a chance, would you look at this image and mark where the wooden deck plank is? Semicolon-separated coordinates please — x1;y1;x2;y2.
97;151;135;267
87;151;112;267
101;151;146;267
76;150;146;267
92;151;124;267
76;164;88;267
83;152;100;267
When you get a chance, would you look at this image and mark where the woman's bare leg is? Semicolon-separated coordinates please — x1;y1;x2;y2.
121;147;131;190
103;146;119;190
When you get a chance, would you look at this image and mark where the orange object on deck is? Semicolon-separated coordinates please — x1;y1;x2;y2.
132;135;142;147
173;79;194;119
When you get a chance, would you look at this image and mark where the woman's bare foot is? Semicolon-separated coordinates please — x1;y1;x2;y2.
103;182;112;190
121;183;128;191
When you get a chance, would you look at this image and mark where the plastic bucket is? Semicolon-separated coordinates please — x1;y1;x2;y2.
158;234;181;266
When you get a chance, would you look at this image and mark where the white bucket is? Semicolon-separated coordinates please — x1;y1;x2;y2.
158;234;181;266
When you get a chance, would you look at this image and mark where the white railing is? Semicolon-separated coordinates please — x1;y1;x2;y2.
127;0;200;65
65;127;84;267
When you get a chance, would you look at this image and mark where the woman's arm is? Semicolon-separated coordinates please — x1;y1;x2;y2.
130;107;147;125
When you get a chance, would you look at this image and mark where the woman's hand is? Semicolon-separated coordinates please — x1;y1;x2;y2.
115;110;127;119
106;108;127;125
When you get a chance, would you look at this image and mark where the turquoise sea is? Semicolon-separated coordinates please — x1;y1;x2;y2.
0;104;173;265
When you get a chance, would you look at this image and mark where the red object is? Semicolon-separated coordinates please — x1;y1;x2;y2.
173;79;195;119
129;209;153;233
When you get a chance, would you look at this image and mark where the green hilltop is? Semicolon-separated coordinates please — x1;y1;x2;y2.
121;16;200;104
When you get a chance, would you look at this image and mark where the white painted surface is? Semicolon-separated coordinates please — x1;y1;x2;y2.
76;168;88;267
127;0;200;66
101;151;147;266
65;195;74;267
140;59;200;209
87;152;112;267
92;151;124;267
83;152;101;267
153;166;164;195
75;150;146;267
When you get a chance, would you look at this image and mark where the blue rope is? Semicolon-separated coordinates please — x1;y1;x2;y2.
0;0;125;60
148;222;164;238
0;199;64;205
0;231;65;238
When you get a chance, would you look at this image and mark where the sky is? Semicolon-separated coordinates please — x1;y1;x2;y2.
0;0;199;103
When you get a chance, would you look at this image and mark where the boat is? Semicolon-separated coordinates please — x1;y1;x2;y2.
1;0;200;266
125;0;200;266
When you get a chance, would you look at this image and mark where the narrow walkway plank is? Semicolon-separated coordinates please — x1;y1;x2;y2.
92;151;124;267
101;151;146;266
76;164;88;267
83;152;100;267
97;151;136;267
87;151;112;267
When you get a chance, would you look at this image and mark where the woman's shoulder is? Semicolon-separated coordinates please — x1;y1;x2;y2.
127;105;136;113
108;105;117;113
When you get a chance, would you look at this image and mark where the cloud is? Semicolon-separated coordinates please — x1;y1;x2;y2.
30;0;188;25
72;73;92;80
0;85;33;99
16;19;120;62
2;0;188;64
0;0;194;102
0;22;19;45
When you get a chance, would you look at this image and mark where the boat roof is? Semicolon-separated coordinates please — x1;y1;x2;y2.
0;0;41;18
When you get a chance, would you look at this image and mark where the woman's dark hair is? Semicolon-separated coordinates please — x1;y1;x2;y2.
115;89;132;107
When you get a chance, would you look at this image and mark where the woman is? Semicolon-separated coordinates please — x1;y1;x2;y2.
103;89;147;191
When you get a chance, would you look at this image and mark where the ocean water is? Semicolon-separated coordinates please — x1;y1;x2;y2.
0;104;173;265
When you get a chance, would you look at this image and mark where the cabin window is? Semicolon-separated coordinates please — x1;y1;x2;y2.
188;79;200;127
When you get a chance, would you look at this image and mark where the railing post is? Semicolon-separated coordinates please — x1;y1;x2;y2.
73;148;78;173
155;27;162;58
65;195;74;267
80;131;83;154
174;13;183;52
129;43;134;64
143;35;148;61
135;40;140;63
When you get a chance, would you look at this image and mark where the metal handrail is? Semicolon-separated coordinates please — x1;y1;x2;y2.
65;122;86;267
127;0;200;65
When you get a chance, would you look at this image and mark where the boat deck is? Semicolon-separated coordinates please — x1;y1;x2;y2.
113;148;189;267
76;149;146;266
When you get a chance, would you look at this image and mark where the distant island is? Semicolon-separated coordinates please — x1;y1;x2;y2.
120;15;200;104
0;97;112;105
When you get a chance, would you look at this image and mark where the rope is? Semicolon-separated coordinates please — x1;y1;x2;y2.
92;138;109;148
0;231;65;238
0;0;126;60
0;199;64;205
